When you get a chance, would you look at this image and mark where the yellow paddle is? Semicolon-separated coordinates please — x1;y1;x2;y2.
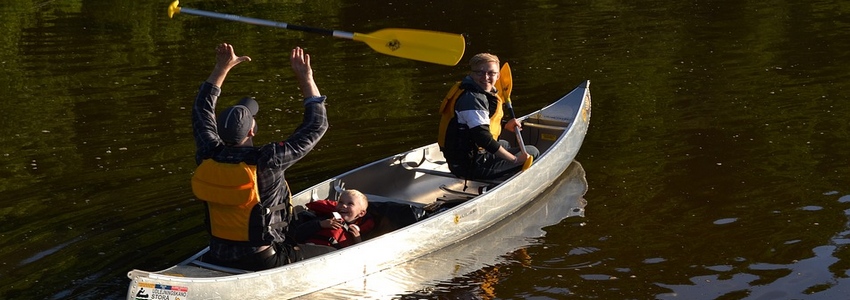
498;62;533;170
167;1;465;66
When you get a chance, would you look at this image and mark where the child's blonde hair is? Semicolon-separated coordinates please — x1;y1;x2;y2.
341;189;368;210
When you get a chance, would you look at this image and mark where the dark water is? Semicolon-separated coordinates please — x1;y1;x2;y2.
2;0;849;299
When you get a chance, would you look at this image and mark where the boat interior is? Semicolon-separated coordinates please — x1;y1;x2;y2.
291;102;577;240
329;106;573;202
165;87;580;277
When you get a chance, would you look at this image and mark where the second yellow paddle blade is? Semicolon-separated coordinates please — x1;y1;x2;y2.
354;28;465;66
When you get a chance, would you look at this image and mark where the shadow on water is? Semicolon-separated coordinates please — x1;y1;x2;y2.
301;160;588;299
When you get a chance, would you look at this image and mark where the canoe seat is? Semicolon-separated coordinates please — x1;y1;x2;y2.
363;193;418;205
397;153;453;178
397;148;504;185
523;122;568;131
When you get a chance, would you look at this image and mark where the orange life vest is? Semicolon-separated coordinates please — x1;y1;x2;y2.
437;82;505;149
191;159;264;243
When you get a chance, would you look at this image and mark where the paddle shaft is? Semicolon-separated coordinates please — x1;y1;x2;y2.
177;7;356;40
505;103;529;156
508;103;533;170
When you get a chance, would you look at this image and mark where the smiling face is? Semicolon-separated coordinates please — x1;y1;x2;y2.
470;61;500;92
468;53;500;92
336;190;368;222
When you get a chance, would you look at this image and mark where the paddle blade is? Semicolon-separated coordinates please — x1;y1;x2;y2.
522;155;533;171
168;0;181;18
353;28;465;66
499;62;513;101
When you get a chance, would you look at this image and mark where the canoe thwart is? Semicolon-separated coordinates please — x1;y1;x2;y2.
439;184;481;198
522;122;568;131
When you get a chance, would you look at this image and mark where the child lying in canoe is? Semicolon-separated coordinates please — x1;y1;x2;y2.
291;189;375;257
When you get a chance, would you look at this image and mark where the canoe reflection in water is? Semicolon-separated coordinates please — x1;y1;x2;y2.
306;160;588;299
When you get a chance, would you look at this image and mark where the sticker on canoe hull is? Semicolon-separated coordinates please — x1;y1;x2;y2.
541;133;558;141
132;282;189;300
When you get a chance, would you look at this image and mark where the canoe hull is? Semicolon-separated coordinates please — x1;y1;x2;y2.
126;80;591;299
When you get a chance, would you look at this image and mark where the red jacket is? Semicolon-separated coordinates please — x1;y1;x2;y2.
304;200;375;248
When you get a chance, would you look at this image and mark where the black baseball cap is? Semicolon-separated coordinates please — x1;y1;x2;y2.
217;97;259;145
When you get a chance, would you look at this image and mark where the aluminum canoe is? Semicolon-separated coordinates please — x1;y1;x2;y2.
126;80;591;300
